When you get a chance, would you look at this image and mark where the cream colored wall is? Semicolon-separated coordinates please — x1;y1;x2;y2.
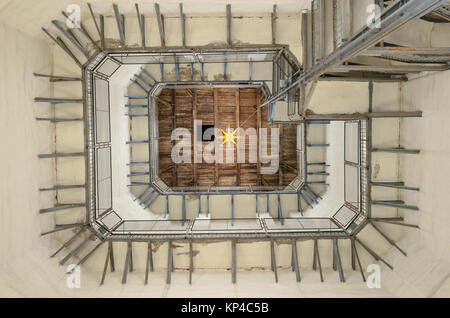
375;69;450;297
0;22;96;297
1;0;449;298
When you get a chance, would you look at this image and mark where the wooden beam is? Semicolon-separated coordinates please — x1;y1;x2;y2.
193;90;198;186
235;89;240;186
171;90;177;187
214;88;219;185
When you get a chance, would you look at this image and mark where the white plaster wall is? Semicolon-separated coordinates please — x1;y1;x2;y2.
1;0;449;298
376;69;450;297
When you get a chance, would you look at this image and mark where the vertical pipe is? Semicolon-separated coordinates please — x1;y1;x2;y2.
180;3;186;47
270;240;278;283
189;241;193;284
351;238;356;270
155;3;166;47
160;63;165;81
100;240;112;285
182;195;186;226
201;62;205;81
164;195;169;218
333;239;345;282
100;15;105;49
271;4;277;45
297;192;303;216
292;239;301;282
166;241;172;284
231;195;234;226
302;10;308;71
226;4;231;46
121;241;132;284
352;238;366;282
206;194;210;217
231;240;236;283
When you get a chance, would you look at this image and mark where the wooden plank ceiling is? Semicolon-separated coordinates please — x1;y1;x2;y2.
157;87;297;188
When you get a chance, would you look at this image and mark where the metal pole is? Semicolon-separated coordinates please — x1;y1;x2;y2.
100;240;112;285
314;239;323;282
231;240;236;283
166;241;172;284
155;3;166;47
292;239;301;282
180;3;186;47
113;4;125;48
189;241;193;284
270;240;278;283
333;239;345;282
259;0;447;109
370;221;407;256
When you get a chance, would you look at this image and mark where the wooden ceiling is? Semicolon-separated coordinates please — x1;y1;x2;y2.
157;87;297;188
